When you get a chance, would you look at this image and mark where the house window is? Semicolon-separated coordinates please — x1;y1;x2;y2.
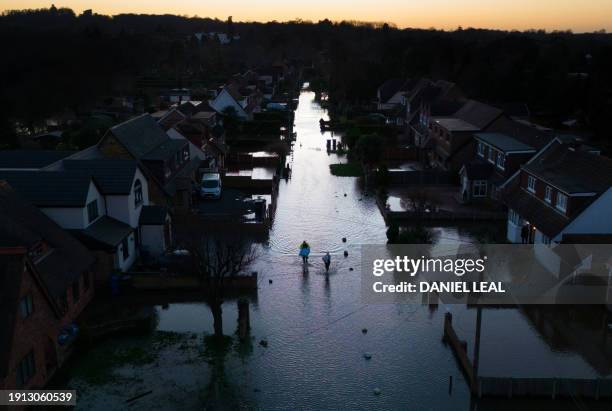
164;166;172;179
556;193;567;212
477;142;485;157
16;351;36;388
134;179;143;208
183;147;190;161
509;209;520;225
121;238;130;260
527;175;536;193
488;148;496;164
19;294;34;319
496;152;505;170
545;186;553;203
473;181;488;197
72;280;80;302
87;200;99;223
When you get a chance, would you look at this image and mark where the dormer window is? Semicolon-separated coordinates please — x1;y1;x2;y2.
527;175;536;193
477;142;485;157
134;179;143;208
556;193;567;212
544;186;552;203
496;152;505;170
488;148;495;164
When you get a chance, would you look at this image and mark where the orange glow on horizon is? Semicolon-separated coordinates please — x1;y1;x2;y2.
1;0;611;32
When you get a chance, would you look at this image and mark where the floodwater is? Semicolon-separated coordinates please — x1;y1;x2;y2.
66;90;608;410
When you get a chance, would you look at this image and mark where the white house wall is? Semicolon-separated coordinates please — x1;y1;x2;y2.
40;181;105;229
557;188;612;240
105;168;149;229
210;90;248;119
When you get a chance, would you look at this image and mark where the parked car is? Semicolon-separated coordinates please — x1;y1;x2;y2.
200;172;222;199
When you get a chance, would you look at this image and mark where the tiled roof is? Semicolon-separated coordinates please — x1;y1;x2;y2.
0;170;94;207
108;114;169;159
0;182;95;296
454;100;504;129
73;216;133;250
523;141;612;194
63;159;139;194
434;118;479;132
0;150;76;169
475;133;535;153
378;78;413;103
142;139;186;161
0;254;24;378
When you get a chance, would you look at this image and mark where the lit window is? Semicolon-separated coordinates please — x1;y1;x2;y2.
496;152;505;170
477;142;485;157
19;294;34;319
527;175;536;193
473;180;487;197
556;193;567;212
488;148;495;164
545;186;553;203
87;200;99;223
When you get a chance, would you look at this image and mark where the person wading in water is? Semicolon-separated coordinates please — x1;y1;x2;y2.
322;252;331;273
299;241;311;264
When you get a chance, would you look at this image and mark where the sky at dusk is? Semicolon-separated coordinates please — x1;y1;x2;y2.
1;0;611;32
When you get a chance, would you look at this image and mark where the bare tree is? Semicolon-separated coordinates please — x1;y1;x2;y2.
181;218;259;339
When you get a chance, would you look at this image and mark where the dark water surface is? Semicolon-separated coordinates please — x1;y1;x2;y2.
67;90;604;410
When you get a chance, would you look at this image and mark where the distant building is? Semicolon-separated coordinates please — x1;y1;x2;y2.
429;100;505;171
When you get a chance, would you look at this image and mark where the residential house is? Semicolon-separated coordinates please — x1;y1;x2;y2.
0;182;95;389
97;114;200;209
209;84;260;120
502;138;612;245
0;170;137;276
429;100;504;171
376;78;414;112
458;116;557;203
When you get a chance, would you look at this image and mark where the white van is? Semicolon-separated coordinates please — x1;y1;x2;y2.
200;172;222;199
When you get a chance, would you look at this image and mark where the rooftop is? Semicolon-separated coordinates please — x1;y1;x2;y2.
108;114;170;160
73;216;133;250
523;140;612;194
433;117;479;132
63;159;139;194
0;150;76;169
0;170;94;207
142;139;187;161
475;132;536;153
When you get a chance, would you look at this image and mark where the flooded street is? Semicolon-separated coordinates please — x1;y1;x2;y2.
66;90;601;410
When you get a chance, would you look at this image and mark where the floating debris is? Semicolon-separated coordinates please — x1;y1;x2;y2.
344;193;347;197
349;267;354;271
342;237;347;243
269;279;273;284
259;339;268;347
344;251;348;257
362;328;368;334
363;353;372;360
373;388;381;395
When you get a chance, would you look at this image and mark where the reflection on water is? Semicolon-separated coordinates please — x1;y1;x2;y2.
67;89;608;410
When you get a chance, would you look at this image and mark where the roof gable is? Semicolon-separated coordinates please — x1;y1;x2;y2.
63;159;140;195
454;100;504;130
107;114;170;160
0;170;95;207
